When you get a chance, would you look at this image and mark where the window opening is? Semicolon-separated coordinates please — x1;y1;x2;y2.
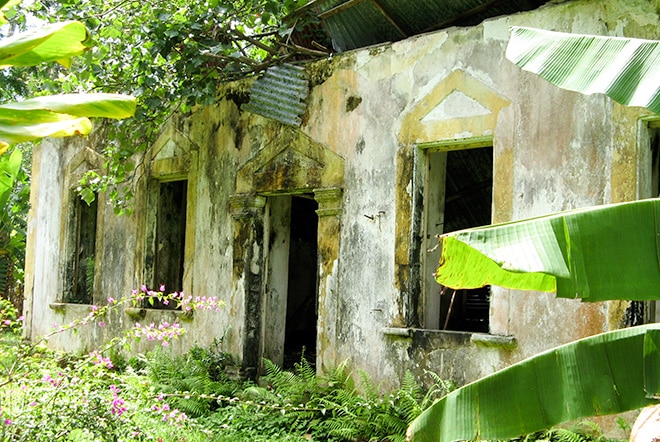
153;180;187;308
634;123;660;324
65;193;98;304
425;146;492;332
651;127;659;198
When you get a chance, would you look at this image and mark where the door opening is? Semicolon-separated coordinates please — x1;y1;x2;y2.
284;196;318;368
264;194;318;369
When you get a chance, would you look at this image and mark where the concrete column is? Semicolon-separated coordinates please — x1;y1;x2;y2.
230;194;266;378
313;188;343;373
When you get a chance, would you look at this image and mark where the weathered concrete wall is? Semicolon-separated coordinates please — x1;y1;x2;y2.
23;0;660;403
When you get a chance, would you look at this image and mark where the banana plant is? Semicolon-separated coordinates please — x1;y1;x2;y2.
506;26;660;114
0;0;136;293
0;13;136;154
431;198;660;301
408;27;660;441
408;324;660;441
0;0;136;200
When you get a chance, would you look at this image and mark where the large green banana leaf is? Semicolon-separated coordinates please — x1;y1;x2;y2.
407;324;660;441
434;198;660;301
0;17;136;153
0;93;136;151
506;26;660;115
0;20;90;68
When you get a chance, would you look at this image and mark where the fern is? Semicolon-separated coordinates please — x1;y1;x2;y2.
521;420;607;442
145;346;240;417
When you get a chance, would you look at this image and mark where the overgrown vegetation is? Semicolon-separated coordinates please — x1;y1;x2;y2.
0;293;626;441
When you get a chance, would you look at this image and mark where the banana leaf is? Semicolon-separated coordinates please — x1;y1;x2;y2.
407;324;660;441
0;93;136;150
0;20;90;68
434;198;660;301
506;26;660;115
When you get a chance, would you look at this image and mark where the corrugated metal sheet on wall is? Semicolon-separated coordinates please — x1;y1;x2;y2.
242;64;309;127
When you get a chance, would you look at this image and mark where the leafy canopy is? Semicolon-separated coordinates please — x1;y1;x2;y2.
4;0;329;211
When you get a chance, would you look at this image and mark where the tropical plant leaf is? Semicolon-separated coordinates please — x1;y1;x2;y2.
407;324;660;441
0;20;90;68
506;26;660;115
0;93;137;119
434;198;660;301
0;0;20;26
0;149;22;211
0;93;136;148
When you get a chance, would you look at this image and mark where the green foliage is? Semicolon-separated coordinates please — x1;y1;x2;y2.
0;296;20;332
518;420;616;442
146;345;238;417
6;0;330;212
0;286;457;441
0;147;27;307
255;357;455;442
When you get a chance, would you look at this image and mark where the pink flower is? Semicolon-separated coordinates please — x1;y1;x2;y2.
109;385;127;416
107;297;116;304
159;284;166;292
98;321;105;328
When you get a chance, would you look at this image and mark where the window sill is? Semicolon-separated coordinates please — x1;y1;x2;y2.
470;333;516;349
124;307;193;322
382;327;516;349
49;302;95;312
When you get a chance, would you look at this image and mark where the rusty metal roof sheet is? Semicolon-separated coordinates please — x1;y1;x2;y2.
242;64;309;127
308;0;550;51
244;1;551;125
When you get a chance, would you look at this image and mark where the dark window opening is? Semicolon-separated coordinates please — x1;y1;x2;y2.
624;301;645;327
636;125;660;324
65;194;98;304
427;146;492;333
153;180;187;309
283;195;318;369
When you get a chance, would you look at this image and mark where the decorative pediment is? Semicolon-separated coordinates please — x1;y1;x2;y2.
65;146;104;180
235;126;344;194
149;124;195;178
399;70;510;147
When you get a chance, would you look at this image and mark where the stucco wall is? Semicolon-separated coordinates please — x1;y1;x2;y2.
23;0;660;396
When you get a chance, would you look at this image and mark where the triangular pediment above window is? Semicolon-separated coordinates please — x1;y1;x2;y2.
149;124;195;178
66;146;104;180
235;126;344;194
399;70;510;147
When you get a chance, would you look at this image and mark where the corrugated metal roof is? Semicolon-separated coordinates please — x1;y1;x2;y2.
308;0;550;51
242;64;309;127
244;1;551;125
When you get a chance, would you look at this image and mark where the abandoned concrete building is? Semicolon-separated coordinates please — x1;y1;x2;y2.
22;0;660;393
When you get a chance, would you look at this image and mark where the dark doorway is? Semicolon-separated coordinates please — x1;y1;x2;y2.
283;196;318;368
